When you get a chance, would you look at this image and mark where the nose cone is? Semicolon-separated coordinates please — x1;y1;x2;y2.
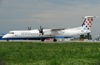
2;35;8;38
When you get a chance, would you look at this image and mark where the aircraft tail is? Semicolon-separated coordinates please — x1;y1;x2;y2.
82;16;95;31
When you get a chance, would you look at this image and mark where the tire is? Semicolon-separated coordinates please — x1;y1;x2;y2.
7;39;9;41
53;39;57;42
41;39;45;42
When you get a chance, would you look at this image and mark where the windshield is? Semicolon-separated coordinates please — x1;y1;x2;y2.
8;32;14;34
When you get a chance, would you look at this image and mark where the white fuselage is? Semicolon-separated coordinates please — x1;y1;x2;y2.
2;27;90;39
2;16;95;41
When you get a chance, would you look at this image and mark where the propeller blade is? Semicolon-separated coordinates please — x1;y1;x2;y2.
28;27;31;30
39;26;44;35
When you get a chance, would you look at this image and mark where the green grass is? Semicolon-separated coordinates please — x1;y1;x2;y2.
0;42;100;65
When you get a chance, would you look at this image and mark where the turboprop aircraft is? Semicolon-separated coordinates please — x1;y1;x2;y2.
2;16;96;42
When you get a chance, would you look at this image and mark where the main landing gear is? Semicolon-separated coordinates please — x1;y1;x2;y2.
41;38;57;42
41;39;45;42
53;38;57;42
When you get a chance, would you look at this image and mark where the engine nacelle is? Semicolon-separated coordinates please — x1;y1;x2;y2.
43;31;52;36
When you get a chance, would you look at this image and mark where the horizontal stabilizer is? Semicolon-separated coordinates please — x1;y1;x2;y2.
83;16;96;19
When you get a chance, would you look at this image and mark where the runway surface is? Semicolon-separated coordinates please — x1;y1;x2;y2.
0;40;99;43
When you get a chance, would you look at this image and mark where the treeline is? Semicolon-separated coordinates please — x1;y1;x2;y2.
80;33;92;40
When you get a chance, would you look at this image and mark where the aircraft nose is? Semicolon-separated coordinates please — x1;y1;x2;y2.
2;35;8;38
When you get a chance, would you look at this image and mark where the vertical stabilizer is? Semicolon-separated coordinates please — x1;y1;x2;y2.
82;16;95;31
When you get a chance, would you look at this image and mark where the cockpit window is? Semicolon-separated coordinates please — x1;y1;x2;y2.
8;32;14;34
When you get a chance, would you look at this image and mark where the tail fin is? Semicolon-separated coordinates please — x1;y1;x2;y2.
82;16;95;30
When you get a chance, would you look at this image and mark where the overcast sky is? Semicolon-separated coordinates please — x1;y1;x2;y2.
0;0;100;38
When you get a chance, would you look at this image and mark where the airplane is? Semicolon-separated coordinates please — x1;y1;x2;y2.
2;16;96;42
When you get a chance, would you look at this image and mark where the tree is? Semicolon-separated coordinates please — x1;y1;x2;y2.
80;35;84;41
87;33;92;40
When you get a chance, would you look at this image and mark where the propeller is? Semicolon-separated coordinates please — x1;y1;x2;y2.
28;27;32;30
39;26;44;35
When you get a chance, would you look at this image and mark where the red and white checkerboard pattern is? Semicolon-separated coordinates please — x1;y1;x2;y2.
82;18;94;30
85;18;93;27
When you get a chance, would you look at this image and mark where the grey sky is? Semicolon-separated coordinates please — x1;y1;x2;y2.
0;0;100;38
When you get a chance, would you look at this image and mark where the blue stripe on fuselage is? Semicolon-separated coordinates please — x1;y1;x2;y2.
55;36;72;38
1;36;72;40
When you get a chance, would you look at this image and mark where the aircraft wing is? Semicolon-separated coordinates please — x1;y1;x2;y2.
51;28;66;31
50;28;66;35
42;28;66;36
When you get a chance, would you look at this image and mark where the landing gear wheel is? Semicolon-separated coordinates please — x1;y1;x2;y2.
53;39;57;42
41;39;45;42
7;39;9;41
